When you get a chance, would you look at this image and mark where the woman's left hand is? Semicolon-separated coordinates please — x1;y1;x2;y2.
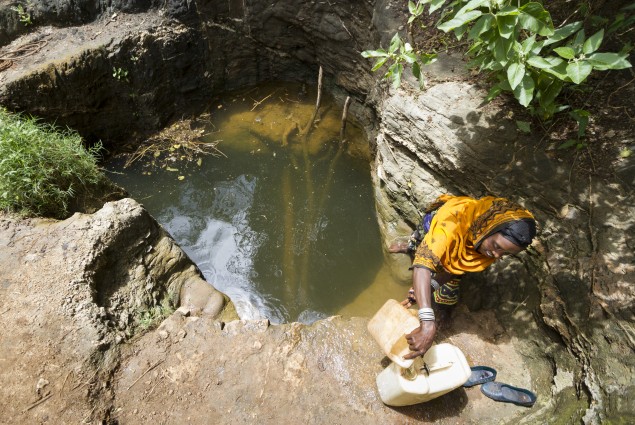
400;287;416;308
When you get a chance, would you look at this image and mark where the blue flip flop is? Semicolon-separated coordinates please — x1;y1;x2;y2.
481;382;537;407
463;366;497;387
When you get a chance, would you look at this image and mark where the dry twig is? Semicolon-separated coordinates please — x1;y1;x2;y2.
60;371;72;392
0;60;12;71
0;40;48;61
126;359;164;391
71;369;99;391
250;92;275;111
340;96;351;142
142;374;164;400
22;393;53;413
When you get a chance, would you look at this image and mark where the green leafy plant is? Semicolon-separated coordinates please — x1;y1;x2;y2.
10;3;32;26
0;108;105;218
112;67;129;82
361;33;438;89
137;302;174;330
363;0;632;135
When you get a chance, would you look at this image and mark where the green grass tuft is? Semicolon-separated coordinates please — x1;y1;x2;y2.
0;108;105;218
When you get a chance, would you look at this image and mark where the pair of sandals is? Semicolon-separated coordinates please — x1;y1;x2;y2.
463;366;537;407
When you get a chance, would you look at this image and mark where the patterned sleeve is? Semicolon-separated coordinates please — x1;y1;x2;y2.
411;211;460;274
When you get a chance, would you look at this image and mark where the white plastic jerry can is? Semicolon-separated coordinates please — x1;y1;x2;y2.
367;299;421;368
376;343;471;406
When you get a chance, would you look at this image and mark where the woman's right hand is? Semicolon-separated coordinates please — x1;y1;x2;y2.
403;320;436;360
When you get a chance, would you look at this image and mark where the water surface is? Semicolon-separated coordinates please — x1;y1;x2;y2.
107;83;405;323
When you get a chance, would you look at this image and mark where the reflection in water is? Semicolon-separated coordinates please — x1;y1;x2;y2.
107;83;403;323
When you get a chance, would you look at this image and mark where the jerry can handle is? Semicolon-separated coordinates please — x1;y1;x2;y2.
421;361;454;376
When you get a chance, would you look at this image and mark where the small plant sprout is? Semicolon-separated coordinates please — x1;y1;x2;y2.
362;33;437;90
112;67;129;82
11;4;32;26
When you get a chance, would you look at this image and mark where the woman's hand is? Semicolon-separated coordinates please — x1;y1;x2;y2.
403;320;436;360
400;288;416;308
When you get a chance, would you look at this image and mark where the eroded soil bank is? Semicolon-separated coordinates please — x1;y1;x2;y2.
0;0;634;423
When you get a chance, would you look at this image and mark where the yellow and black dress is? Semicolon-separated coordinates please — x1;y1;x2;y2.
411;194;535;305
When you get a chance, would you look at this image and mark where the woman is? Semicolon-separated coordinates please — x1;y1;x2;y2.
390;194;536;360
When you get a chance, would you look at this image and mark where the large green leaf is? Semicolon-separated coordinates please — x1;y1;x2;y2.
467;40;484;55
498;76;512;91
387;62;404;88
543;22;582;46
372;57;389;71
531;42;545;56
454;25;468;40
479;27;497;45
412;62;426;90
537;77;563;111
507;62;526;90
542;60;571;81
587;52;632;70
566;61;593;84
403;51;418;64
513;74;535;106
496;5;519;16
408;0;425;15
497;13;519;39
389;33;402;54
518;2;554;36
583;29;604;54
457;0;489;15
361;49;389;58
521;35;536;55
438;10;483;32
429;0;446;14
526;56;560;69
553;47;575;60
493;36;513;65
468;14;494;40
572;29;586;53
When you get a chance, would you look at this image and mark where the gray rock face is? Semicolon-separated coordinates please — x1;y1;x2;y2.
0;13;210;143
0;0;196;47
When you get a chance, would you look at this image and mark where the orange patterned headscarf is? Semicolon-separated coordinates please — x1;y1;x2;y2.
412;195;535;275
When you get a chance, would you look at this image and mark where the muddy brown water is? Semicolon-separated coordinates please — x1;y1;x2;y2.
106;83;408;323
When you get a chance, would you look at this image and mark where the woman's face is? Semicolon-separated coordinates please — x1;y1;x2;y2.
478;232;524;259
